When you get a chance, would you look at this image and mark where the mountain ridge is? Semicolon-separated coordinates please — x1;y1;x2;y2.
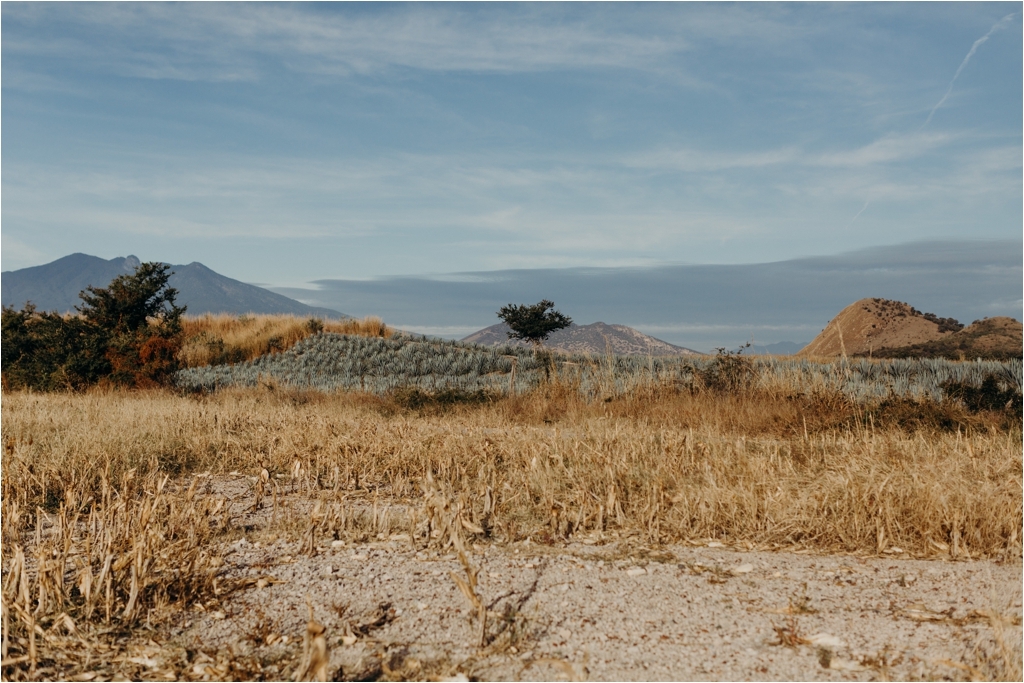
2;253;347;318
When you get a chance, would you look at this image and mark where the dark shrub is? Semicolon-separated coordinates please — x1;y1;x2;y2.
1;262;185;390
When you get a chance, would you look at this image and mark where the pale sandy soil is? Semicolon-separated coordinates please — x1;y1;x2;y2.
161;477;1023;682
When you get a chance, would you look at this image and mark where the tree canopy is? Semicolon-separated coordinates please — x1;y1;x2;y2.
1;262;185;390
497;299;572;346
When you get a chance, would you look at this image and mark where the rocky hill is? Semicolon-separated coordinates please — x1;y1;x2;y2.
798;298;1021;360
2;253;346;318
462;322;701;356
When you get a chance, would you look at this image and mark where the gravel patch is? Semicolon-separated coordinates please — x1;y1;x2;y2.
171;536;1022;681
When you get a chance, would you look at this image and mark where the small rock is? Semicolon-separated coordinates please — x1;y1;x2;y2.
626;567;647;577
806;633;844;648
729;563;754;575
829;657;866;671
331;540;346;548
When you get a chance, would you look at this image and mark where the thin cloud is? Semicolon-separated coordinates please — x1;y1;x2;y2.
628;132;953;174
922;12;1017;129
624;147;802;172
812;132;951;167
2;4;692;81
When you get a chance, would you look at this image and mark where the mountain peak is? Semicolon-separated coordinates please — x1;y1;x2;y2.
2;253;348;318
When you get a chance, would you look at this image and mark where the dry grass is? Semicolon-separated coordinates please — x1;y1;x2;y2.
177;314;392;368
4;385;1020;558
2;382;1021;680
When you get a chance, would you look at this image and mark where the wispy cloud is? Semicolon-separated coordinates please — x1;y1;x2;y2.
2;4;694;82
624;147;802;172
4;124;1017;274
626;131;955;174
811;132;953;167
922;12;1017;129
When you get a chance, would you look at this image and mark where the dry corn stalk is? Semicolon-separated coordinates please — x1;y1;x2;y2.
295;599;330;682
450;551;487;647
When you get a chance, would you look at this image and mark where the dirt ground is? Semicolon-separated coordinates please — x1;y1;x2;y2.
157;477;1023;682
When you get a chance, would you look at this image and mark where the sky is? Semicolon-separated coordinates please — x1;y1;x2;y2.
2;3;1021;346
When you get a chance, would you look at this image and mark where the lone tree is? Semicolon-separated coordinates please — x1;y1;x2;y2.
497;299;572;346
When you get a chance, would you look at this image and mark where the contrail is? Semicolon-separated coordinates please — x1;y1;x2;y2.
922;12;1016;129
843;200;870;230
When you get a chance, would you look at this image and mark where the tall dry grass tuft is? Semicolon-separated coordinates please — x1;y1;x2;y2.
0;466;232;679
177;314;391;368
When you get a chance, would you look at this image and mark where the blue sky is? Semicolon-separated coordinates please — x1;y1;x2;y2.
2;3;1021;344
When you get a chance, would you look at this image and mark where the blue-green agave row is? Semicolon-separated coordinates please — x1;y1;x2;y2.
175;332;1022;403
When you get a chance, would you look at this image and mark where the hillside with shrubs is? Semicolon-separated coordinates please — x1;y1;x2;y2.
799;297;1021;360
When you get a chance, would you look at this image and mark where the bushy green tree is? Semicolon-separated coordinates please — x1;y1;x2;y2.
497;299;572;346
1;262;186;390
78;262;185;386
1;303;96;390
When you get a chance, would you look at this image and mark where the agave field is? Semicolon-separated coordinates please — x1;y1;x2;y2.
175;332;1022;404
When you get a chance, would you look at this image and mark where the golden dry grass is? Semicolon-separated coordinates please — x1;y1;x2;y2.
177;313;392;368
4;385;1020;559
2;383;1021;680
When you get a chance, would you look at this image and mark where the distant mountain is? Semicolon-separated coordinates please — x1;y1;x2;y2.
749;341;807;356
2;253;347;318
462;322;701;356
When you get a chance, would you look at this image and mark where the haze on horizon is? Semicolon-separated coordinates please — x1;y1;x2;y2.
2;3;1021;348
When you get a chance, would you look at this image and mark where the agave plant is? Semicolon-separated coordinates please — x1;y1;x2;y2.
175;332;1022;406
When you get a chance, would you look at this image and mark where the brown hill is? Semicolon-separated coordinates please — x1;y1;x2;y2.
872;316;1022;361
798;298;954;357
461;322;701;356
798;298;1021;360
